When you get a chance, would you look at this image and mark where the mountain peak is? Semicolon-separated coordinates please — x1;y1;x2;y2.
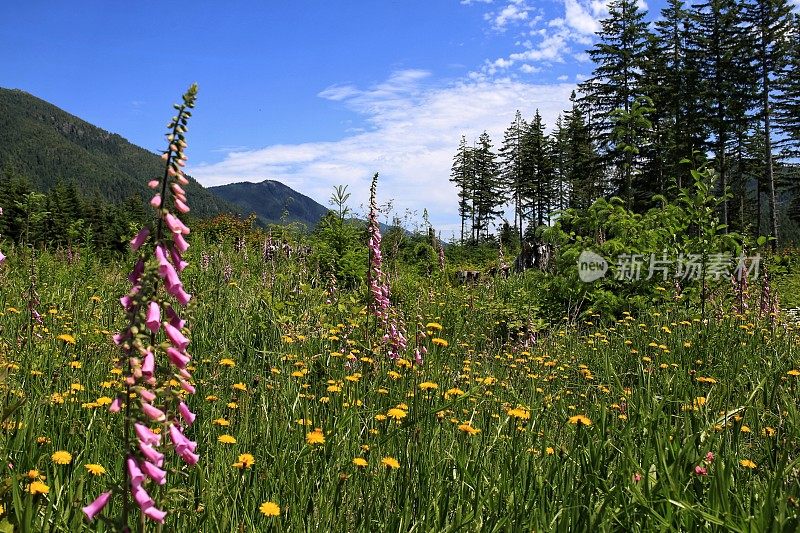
208;180;329;227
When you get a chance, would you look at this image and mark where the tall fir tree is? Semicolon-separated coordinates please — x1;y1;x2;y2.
450;135;475;243
551;115;571;212
522;110;555;228
579;0;651;206
775;13;800;158
688;0;758;229
563;94;602;210
645;0;707;193
472;131;503;241
742;0;795;248
498;111;528;242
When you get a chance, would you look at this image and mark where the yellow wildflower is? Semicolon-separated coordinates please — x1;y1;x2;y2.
381;456;400;469
84;464;106;476
259;501;280;517
568;415;593;426
306;429;325;445
51;450;72;465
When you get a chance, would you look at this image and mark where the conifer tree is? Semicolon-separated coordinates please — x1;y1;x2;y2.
775;13;800;157
742;0;795;248
522;110;554;228
687;0;758;229
579;0;651;205
472;131;503;240
498;111;528;242
450;136;474;243
563;95;601;210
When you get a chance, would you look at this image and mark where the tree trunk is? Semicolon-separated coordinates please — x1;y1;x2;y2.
764;62;778;251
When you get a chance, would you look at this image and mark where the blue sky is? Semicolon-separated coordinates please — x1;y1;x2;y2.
1;0;677;236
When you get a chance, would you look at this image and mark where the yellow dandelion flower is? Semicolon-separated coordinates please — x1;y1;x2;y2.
26;469;42;479
763;426;776;437
387;408;407;420
507;407;531;420
233;453;255;469
84;464;106;476
444;388;465;399
432;338;449;347
353;457;368;468
426;322;443;331
259;501;280;517
232;382;247;392
381;456;400;469
545;447;555;455
419;382;438;390
306;429;325;445
739;459;757;469
69;361;82;369
374;414;387;422
51;450;72;465
219;358;236;367
218;434;237;444
568;415;593;426
29;481;49;495
213;418;230;426
457;423;481;436
696;376;718;384
57;334;76;345
787;369;800;377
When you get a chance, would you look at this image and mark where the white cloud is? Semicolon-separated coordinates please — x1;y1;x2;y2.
489;0;532;31
564;0;602;36
477;0;615;77
190;72;575;235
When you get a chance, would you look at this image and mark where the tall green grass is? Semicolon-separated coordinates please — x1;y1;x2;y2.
0;239;798;531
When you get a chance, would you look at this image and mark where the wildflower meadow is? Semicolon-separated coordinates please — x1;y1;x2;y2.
0;87;799;532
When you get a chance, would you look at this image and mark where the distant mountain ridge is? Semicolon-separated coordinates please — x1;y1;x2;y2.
0;87;241;218
208;180;329;227
0;87;332;228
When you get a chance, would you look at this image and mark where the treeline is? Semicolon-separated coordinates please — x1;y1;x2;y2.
451;0;800;247
0;168;148;254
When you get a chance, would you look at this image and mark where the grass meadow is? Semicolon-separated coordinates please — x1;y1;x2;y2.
0;239;799;532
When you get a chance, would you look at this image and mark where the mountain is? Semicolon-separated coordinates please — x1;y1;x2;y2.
209;180;330;227
0;87;238;218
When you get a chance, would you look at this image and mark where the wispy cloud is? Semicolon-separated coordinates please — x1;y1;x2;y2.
190;71;575;235
488;0;533;31
472;0;635;77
